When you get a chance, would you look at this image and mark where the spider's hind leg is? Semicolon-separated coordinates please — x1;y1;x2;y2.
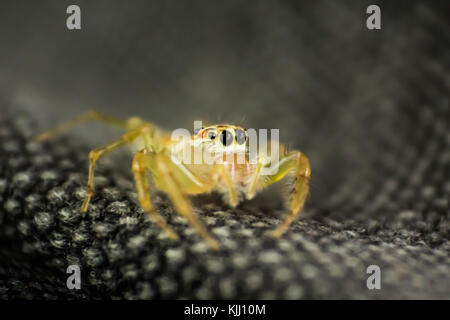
33;110;128;142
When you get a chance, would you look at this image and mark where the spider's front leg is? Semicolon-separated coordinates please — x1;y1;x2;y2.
248;151;311;238
132;149;179;240
80;128;144;212
32;110;152;212
146;152;221;250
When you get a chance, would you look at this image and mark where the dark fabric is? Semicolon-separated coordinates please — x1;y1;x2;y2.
0;0;449;299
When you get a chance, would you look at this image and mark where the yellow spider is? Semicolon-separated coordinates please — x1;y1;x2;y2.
34;111;311;250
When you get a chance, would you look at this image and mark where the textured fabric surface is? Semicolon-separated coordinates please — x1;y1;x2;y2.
0;1;449;299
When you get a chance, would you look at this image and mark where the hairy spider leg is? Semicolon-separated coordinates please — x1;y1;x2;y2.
250;151;311;238
132;149;179;240
32;110;153;212
146;152;221;250
80;128;145;212
33;110;128;142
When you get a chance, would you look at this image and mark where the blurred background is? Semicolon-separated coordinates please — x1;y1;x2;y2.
0;0;448;215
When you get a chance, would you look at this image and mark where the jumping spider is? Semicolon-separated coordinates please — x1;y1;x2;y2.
34;111;311;249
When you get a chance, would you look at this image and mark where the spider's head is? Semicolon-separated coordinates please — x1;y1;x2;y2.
193;124;248;153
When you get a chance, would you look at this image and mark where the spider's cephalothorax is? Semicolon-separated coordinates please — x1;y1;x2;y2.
34;111;311;250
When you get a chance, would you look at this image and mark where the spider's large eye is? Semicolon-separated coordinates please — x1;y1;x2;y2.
220;130;233;146
235;129;247;145
206;129;217;140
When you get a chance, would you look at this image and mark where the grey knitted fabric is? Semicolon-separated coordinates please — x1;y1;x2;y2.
0;0;449;299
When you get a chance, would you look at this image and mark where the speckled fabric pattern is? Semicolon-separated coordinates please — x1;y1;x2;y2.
0;101;449;299
0;1;449;299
